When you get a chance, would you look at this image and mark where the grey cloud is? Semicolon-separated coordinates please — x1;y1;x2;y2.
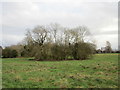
0;1;118;49
93;30;118;36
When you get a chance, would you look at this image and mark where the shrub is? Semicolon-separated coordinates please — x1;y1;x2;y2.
2;47;18;58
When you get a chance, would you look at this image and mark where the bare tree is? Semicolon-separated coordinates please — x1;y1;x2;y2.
49;23;61;43
25;29;33;45
64;26;90;44
32;25;48;46
105;41;112;53
73;26;90;43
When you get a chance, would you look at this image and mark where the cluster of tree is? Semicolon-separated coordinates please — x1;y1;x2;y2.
21;23;96;61
2;47;18;58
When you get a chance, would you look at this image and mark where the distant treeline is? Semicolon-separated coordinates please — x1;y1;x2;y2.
96;41;119;54
96;49;120;53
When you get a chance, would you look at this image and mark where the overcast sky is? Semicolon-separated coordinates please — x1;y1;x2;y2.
0;0;119;50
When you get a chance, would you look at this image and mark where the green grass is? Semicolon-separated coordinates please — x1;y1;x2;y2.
2;54;119;88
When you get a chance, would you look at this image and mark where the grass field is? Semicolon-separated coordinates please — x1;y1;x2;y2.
2;54;119;88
